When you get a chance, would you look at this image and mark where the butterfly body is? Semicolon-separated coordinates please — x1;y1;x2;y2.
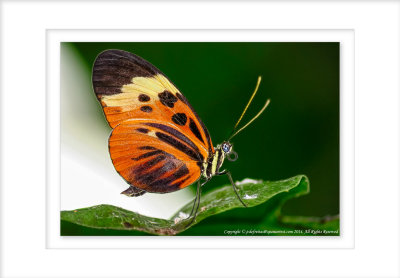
202;142;233;179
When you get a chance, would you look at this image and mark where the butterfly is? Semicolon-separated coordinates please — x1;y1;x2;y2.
92;49;270;226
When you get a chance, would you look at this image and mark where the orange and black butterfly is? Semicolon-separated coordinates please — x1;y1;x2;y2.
92;49;270;225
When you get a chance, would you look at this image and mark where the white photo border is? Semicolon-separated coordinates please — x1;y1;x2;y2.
1;1;399;278
48;29;353;249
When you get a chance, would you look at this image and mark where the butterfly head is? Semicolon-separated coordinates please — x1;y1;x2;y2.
220;141;238;162
207;141;237;179
221;141;232;154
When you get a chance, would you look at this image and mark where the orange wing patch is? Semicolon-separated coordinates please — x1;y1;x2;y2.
109;119;201;193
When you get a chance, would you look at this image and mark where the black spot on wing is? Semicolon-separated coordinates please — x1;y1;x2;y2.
189;118;205;144
136;128;149;134
176;93;212;151
158;90;178;108
138;94;150;102
140;106;152;113
171;113;187;126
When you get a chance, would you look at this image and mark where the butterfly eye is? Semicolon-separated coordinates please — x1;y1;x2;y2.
222;142;232;153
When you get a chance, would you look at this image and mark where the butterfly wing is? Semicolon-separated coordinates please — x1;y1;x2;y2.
92;49;214;193
92;49;214;159
109;119;201;193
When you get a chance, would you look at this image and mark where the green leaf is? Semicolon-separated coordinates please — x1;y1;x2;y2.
61;175;339;236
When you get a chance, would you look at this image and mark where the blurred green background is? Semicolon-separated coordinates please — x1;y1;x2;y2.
61;42;339;235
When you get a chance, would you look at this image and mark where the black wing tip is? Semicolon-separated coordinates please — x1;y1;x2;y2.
91;49;159;97
93;49;159;72
91;49;162;92
92;49;138;73
94;49;134;61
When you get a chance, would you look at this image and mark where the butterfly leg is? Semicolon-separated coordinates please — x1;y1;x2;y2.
185;179;207;228
187;179;201;219
217;170;248;208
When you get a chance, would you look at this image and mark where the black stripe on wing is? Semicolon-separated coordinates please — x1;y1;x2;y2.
144;122;204;162
92;49;162;96
130;146;191;193
155;132;200;162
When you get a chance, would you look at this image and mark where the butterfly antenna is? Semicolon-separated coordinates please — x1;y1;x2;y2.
228;76;270;140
